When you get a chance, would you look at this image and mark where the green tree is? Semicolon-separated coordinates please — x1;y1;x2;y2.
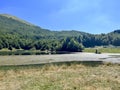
0;44;3;50
67;39;84;52
8;45;12;51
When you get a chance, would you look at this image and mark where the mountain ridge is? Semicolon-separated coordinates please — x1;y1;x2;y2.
0;14;119;34
0;14;35;26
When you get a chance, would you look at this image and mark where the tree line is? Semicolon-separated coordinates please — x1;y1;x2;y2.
0;30;120;52
0;34;84;52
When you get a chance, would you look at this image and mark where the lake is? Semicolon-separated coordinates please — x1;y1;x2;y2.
0;50;72;55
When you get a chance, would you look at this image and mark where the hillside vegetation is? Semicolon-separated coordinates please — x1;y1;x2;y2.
0;14;120;52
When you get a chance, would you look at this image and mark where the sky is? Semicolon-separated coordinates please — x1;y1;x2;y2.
0;0;120;34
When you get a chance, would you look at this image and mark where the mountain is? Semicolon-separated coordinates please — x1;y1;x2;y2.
0;14;34;26
0;14;88;39
0;14;56;39
0;14;120;51
113;30;120;34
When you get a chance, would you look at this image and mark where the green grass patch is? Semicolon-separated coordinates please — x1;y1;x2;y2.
84;47;120;53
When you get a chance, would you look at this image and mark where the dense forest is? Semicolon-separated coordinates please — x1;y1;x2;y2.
0;14;120;52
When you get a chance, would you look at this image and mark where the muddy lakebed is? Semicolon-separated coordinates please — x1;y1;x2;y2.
0;52;120;65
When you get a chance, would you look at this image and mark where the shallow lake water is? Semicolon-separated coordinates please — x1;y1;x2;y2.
0;53;120;65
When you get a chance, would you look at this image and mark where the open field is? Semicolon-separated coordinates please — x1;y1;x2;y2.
0;62;120;90
84;47;120;53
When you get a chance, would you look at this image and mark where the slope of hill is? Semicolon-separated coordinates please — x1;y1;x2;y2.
0;14;120;51
0;14;89;39
0;14;34;26
0;14;55;39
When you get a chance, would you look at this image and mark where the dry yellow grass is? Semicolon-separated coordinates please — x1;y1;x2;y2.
0;62;120;90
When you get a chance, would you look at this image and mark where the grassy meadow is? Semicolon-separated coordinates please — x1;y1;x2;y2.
84;47;120;53
0;61;120;90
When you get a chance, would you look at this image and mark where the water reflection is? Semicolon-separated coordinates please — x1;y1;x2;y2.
0;50;73;55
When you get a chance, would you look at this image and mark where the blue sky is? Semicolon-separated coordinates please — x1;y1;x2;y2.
0;0;120;34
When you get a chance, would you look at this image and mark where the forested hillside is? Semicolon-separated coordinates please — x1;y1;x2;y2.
0;14;120;52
